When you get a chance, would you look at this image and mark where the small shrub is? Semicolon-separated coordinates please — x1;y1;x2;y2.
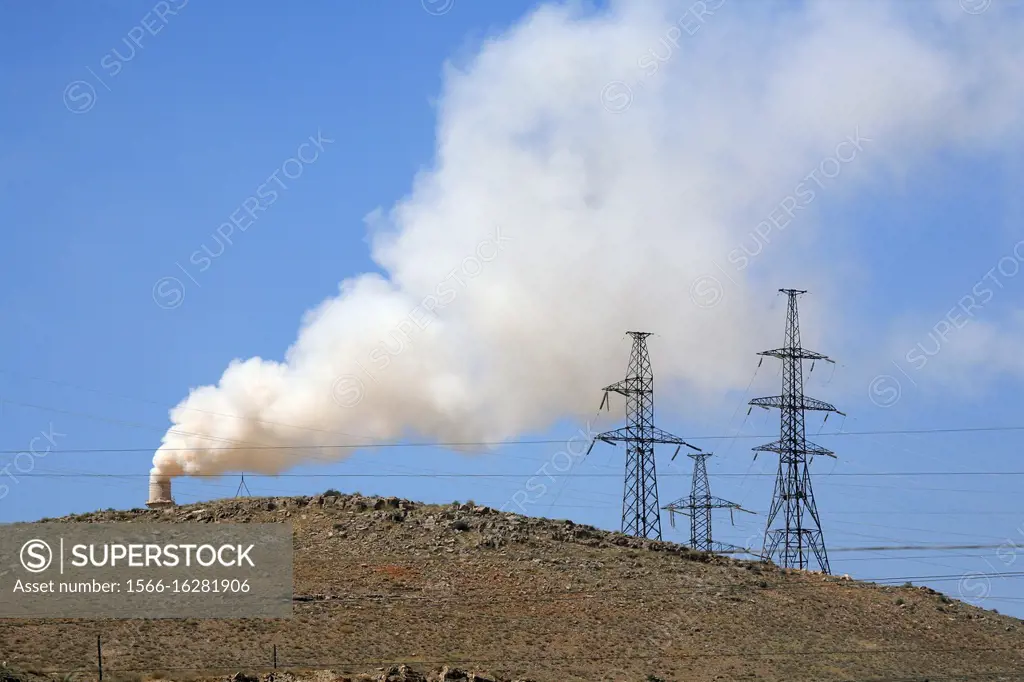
903;581;913;588
323;488;342;497
895;597;906;606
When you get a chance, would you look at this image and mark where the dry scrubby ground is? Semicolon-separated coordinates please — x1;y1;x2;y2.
1;492;1022;681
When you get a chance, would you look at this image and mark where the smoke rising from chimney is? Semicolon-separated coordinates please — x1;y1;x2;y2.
152;0;1024;483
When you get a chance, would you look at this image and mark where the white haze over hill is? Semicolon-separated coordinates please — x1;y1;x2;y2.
152;0;1024;483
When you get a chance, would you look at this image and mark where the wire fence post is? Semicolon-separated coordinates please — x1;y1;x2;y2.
96;635;103;681
273;644;277;669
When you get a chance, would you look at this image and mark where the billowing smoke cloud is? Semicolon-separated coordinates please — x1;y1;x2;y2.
152;0;1024;483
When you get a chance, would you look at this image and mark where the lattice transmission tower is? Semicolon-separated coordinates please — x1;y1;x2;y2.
662;452;753;553
587;331;700;540
750;289;843;573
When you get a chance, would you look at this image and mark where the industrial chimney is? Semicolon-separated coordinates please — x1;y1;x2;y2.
146;471;175;508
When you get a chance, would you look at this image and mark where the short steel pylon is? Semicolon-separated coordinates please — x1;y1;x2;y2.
235;475;251;498
662;452;753;553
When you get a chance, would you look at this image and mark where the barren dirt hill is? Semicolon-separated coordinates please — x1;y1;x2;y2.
2;492;1022;682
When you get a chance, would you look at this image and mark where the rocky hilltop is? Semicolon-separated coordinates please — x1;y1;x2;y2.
2;492;1021;681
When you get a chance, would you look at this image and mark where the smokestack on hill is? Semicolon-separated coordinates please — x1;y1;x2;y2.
147;473;175;508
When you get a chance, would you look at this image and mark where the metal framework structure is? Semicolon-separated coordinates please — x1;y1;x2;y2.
588;331;699;540
662;452;753;553
750;289;843;573
235;475;251;498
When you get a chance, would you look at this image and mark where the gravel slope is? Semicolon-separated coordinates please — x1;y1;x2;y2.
1;492;1021;682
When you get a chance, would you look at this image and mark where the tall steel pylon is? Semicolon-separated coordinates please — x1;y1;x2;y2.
662;452;753;553
750;289;843;573
587;331;700;540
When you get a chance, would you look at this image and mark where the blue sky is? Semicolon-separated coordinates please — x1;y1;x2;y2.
3;0;1024;616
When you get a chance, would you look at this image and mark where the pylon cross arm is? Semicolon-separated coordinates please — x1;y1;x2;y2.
649;426;701;449
601;381;650;396
752;440;836;457
661;499;696;513
757;348;832;361
593;426;700;450
748;395;842;413
707;496;752;511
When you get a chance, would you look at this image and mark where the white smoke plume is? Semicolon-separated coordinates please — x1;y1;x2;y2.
152;0;1024;483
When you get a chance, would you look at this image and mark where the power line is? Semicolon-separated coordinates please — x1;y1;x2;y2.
278;568;1024;586
10;369;1024;442
13;470;1024;478
836;553;1021;563
16;644;1024;674
0;568;1006;607
0;370;379;441
8;396;1024;454
8;435;1024;457
817;544;1016;553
